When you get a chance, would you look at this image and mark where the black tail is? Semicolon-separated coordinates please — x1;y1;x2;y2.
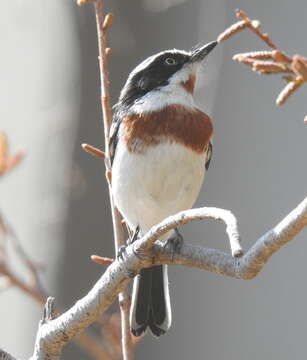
130;265;171;337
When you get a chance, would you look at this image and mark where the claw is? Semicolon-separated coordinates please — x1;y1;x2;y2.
127;225;140;245
164;228;184;261
117;245;127;261
116;245;137;278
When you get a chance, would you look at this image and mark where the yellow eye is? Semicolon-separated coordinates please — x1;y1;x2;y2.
165;57;177;65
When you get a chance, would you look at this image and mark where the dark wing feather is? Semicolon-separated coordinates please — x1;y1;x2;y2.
205;141;213;170
109;105;122;165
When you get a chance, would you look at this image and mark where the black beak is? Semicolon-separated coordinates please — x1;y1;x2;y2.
189;41;218;63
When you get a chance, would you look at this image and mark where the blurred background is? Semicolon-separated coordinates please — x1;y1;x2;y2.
0;0;306;359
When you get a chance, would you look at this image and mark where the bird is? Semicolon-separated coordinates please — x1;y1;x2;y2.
109;40;217;337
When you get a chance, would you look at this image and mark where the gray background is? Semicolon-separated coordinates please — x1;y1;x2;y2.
0;0;306;359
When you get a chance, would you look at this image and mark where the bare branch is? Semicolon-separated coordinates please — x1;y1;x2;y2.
136;207;242;257
91;0;133;358
43;297;57;323
155;197;307;279
0;212;112;359
118;293;133;360
0;349;18;360
235;9;278;49
218;9;307;113
30;196;307;358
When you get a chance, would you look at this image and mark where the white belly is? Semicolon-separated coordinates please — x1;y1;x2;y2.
111;140;206;238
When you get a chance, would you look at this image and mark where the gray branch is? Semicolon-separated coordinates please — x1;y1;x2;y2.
0;349;18;360
26;196;307;359
155;196;307;279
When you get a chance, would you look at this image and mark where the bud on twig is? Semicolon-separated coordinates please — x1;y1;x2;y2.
91;255;114;265
81;143;105;158
234;51;274;60
103;13;113;30
276;77;303;105
232;55;255;67
252;61;291;74
217;21;249;42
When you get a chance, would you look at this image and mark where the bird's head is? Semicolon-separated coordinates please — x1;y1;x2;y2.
118;41;217;108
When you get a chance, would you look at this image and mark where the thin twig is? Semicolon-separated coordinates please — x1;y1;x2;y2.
92;0;133;358
5;258;112;360
252;61;292;74
4;220;45;290
0;213;111;359
118;293;133;360
99;314;122;356
218;9;307;112
217;20;249;42
235;9;278;49
91;255;114;265
82;143;105;158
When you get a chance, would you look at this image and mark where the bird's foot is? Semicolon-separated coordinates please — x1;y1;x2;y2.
116;245;136;278
117;245;127;262
164;228;184;261
127;226;140;245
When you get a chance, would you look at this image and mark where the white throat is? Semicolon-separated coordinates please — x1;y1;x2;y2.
129;84;195;114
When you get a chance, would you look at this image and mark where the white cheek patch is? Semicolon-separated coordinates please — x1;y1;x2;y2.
168;63;196;85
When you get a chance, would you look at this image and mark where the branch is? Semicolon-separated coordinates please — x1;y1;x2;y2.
218;9;307;118
0;131;23;177
30;197;307;358
0;213;113;359
0;349;18;360
79;0;133;358
137;207;242;257
154;197;307;279
81;143;105;158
